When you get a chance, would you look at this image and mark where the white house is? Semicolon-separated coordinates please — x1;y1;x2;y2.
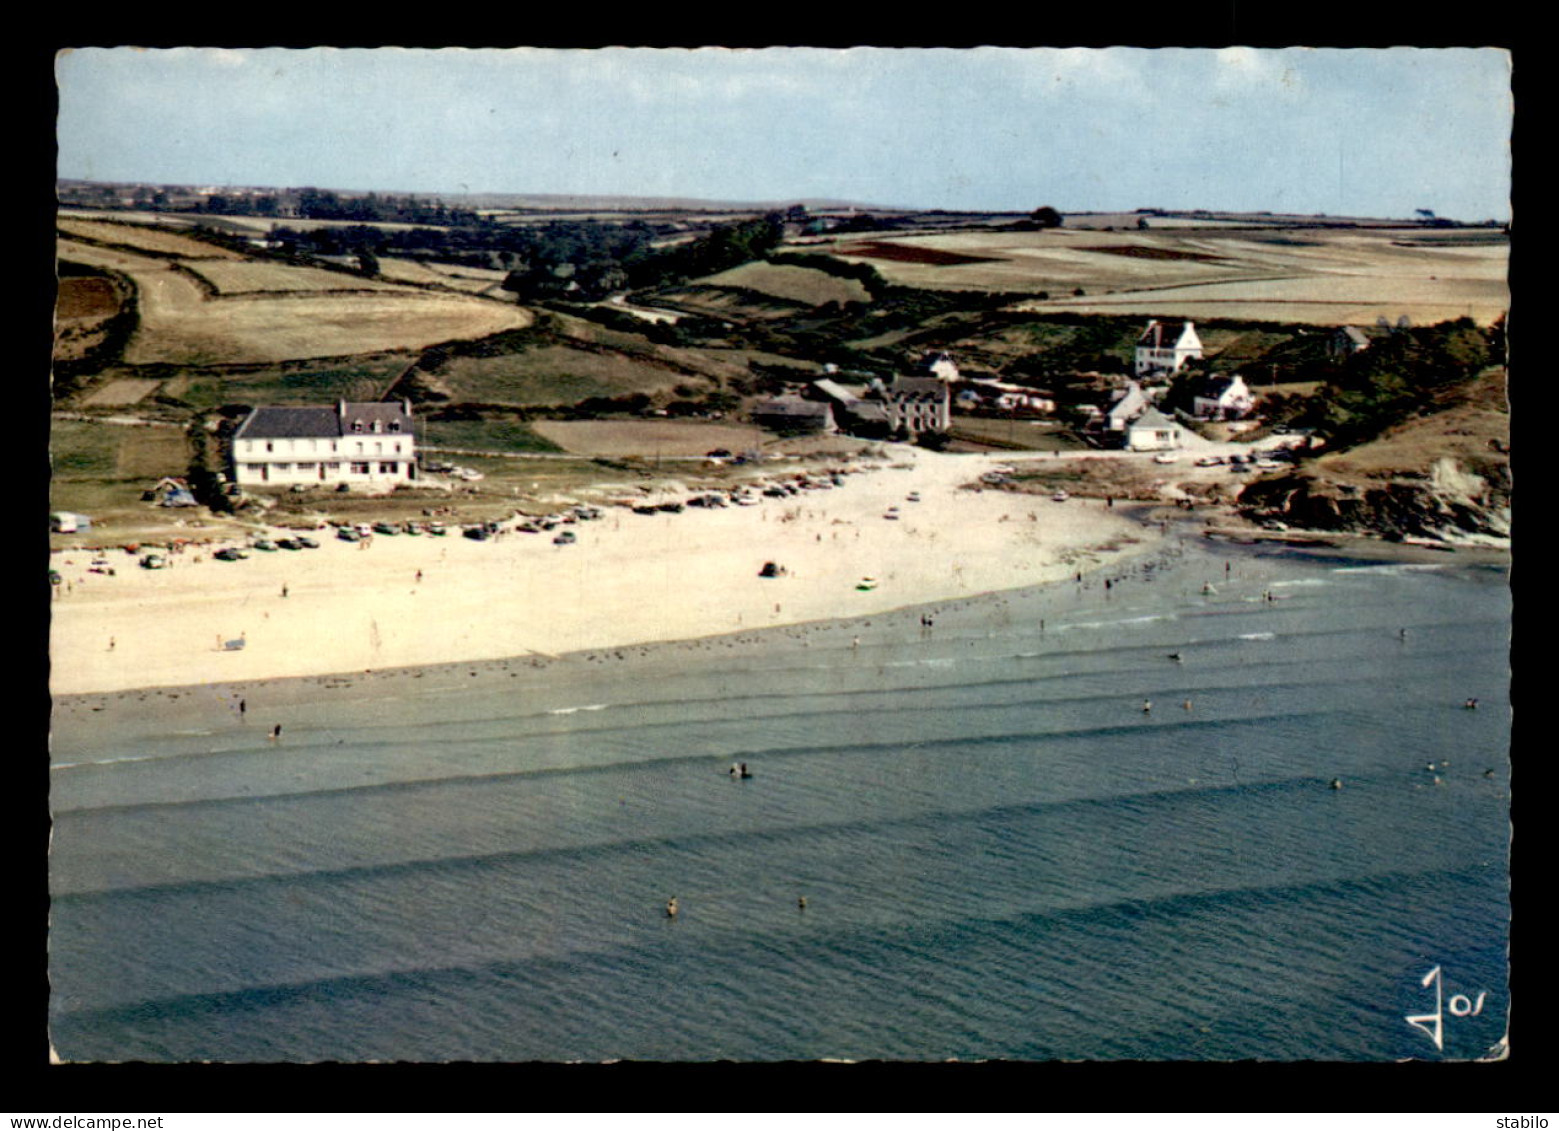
1125;406;1183;452
1134;320;1204;378
231;400;419;489
918;350;961;382
1191;374;1255;421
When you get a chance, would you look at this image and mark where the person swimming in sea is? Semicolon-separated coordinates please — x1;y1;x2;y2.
666;896;679;918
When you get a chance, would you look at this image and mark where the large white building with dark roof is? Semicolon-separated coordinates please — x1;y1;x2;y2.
230;399;419;488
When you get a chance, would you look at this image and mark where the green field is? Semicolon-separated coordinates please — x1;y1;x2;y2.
435;346;695;406
50;420;206;538
164;357;416;410
421;418;565;453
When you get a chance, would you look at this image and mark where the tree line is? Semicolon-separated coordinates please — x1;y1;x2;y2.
256;212;786;301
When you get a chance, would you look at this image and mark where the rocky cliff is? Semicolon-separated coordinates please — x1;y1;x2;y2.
1237;458;1510;541
1237;369;1510;543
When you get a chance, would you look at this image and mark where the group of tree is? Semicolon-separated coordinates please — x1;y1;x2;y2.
500;213;785;302
1312;317;1499;449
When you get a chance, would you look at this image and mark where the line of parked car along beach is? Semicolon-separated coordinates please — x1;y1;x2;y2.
66;462;881;576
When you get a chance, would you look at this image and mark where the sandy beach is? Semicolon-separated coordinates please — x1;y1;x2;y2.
49;448;1161;697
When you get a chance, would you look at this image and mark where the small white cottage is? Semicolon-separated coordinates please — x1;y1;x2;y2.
1125;406;1183;452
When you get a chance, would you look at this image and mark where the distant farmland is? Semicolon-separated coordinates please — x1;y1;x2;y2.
818;227;1510;326
180;259;411;295
699;261;873;306
57;217;248;260
835;241;1005;267
57;238;533;365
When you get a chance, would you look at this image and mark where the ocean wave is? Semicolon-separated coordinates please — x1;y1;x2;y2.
1331;563;1450;576
1063;614;1178;631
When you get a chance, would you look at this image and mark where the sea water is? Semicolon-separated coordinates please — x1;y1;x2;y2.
47;535;1512;1062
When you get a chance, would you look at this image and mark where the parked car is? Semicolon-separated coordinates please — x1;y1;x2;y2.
373;522;398;536
553;531;577;545
337;527;361;542
1194;456;1225;467
214;548;248;561
463;526;491;541
276;538;303;551
252;539;278;552
139;553;167;570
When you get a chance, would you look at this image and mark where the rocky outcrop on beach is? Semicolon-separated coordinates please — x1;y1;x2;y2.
1236;459;1510;542
1236;365;1510;544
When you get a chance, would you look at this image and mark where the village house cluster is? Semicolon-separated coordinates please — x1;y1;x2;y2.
213;316;1325;501
745;321;1268;454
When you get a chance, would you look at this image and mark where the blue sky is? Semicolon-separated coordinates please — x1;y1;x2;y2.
55;46;1512;220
